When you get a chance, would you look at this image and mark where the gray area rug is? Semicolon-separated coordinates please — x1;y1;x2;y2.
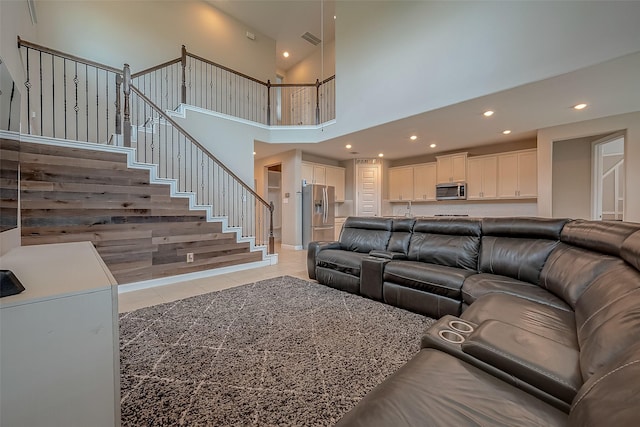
119;276;435;426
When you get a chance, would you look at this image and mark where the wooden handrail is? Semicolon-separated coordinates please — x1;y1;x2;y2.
17;36;122;74
128;82;271;209
186;52;267;86
131;58;182;79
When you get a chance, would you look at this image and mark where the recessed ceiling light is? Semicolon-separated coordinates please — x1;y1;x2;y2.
283;51;290;58
410;135;417;141
502;130;511;135
430;143;437;148
378;153;384;158
483;110;494;117
574;103;587;110
345;144;352;149
253;151;256;155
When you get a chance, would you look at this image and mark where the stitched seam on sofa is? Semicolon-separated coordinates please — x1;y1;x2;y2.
469;341;578;390
577;288;640;336
571;359;640;411
462;288;570;312
387;271;460;292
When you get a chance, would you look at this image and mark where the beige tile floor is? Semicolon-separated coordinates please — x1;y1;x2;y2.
118;245;309;313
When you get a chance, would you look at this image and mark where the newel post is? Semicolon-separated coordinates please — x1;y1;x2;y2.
122;64;131;148
268;201;275;254
115;73;122;136
181;45;187;104
266;79;271;126
315;78;321;125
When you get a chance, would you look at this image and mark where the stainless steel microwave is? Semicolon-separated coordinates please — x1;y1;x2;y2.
436;182;467;200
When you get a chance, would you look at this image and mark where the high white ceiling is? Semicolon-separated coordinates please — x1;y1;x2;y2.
207;0;335;73
206;1;640;163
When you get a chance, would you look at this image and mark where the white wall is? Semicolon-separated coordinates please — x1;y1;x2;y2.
538;112;640;223
169;107;269;186
0;0;36;127
334;1;640;137
285;40;335;83
551;136;605;219
17;0;276;81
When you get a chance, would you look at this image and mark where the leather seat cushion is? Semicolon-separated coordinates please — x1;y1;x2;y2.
462;273;571;311
383;261;475;299
461;293;578;347
316;249;368;277
335;349;567;427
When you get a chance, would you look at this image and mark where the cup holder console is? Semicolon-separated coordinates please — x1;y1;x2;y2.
448;320;474;334
438;329;465;344
422;316;478;349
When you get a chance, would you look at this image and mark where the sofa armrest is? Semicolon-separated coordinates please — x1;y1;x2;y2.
461;320;581;404
368;250;407;260
360;256;391;301
307;241;341;280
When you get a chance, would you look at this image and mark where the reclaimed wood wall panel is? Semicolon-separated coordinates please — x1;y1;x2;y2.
1;138;20;232
20;142;262;284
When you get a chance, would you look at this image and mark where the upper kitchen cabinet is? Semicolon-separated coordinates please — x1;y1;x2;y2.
467;155;498;200
326;166;346;202
497;149;537;198
302;161;345;202
389;166;414;201
436;153;467;184
413;163;437;201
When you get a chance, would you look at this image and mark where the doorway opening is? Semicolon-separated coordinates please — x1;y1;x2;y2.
593;133;625;221
266;164;282;242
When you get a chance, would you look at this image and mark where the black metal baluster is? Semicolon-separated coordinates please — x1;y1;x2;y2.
74;62;79;140
105;71;109;143
85;64;89;141
52;55;55;137
39;51;43;135
95;67;99;143
25;47;31;134
63;59;67;139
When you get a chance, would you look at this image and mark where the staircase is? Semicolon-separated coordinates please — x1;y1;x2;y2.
19;136;274;285
13;38;281;286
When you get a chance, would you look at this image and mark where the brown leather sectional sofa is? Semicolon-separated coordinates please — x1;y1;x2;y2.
307;216;640;426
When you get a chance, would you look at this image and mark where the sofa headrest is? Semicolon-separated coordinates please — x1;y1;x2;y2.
481;217;569;240
561;219;640;257
621;229;640;272
344;216;393;231
413;218;482;236
391;218;416;232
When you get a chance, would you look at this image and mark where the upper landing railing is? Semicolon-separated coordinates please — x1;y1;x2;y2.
133;45;335;126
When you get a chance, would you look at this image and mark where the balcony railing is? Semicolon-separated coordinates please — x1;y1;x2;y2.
133;45;336;126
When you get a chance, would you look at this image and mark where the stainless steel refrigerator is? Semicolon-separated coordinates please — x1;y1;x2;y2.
302;184;335;248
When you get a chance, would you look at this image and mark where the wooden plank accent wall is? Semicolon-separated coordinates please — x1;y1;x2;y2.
0;138;20;232
19;142;262;284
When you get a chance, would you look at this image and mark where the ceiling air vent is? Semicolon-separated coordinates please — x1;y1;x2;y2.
301;32;321;46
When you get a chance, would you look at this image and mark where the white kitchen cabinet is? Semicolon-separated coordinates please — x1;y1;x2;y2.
301;162;314;185
0;242;120;427
497;149;537;198
389;166;414;201
436;153;467;183
467;155;498;199
302;162;345;198
325;165;346;201
413;163;437;201
313;165;326;184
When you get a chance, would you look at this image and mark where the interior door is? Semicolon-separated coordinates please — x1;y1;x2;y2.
357;164;380;217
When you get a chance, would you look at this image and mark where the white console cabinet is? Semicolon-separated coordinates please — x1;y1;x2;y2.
0;242;120;427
